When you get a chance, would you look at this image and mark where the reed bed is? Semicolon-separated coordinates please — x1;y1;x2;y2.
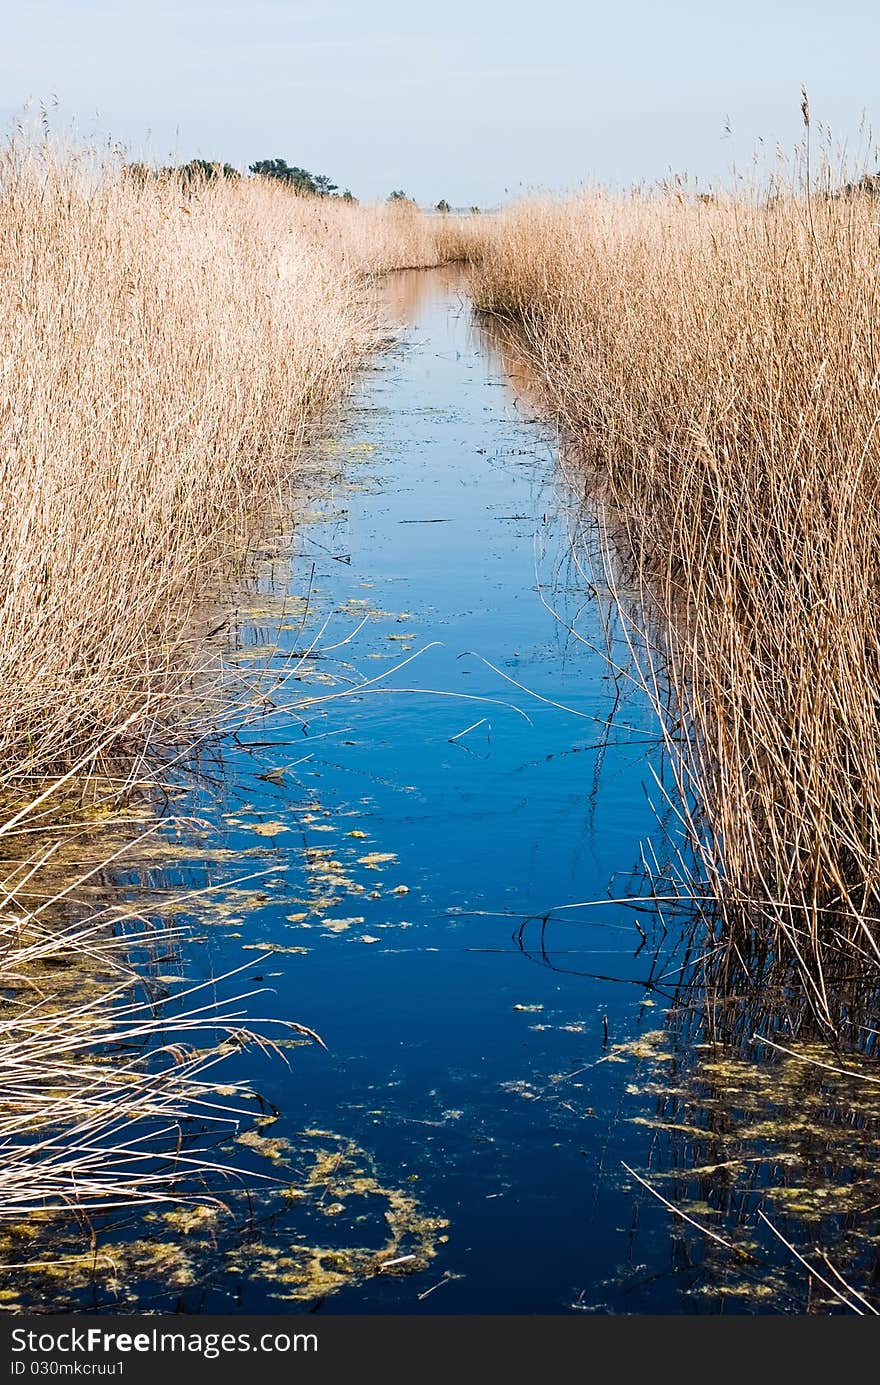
296;196;485;274
470;168;880;1018
0;140;471;1222
0;139;464;790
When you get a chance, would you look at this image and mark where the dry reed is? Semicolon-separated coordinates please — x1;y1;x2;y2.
470;165;880;1018
0;138;464;789
0;806;319;1215
0;138;470;1217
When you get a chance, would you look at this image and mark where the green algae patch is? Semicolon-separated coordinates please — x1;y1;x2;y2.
615;1023;880;1310
160;1205;220;1236
263;1133;449;1303
235;1129;291;1164
0;1133;449;1312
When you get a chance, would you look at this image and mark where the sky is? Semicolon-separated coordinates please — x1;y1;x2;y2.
0;1;877;206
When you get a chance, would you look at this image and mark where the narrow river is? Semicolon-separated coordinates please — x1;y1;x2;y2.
154;265;684;1313
21;267;874;1315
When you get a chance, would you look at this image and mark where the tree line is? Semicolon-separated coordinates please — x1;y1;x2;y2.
124;157;475;208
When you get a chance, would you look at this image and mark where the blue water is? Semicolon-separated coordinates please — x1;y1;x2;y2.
87;268;708;1313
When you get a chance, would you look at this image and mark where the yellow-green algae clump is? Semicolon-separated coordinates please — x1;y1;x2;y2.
616;1026;880;1310
0;1131;448;1311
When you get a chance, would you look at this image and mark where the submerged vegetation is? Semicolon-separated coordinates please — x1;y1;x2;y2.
0;1126;448;1311
617;965;880;1314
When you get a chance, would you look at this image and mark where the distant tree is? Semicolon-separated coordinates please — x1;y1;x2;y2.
435;198;451;212
249;158;283;180
838;170;880;199
312;173;338;196
340;189;357;203
469;205;481;214
249;158;308;188
122;161;153;188
249;159;339;196
387;189;410;202
169;159;239;185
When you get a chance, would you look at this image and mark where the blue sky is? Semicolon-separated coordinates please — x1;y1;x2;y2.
1;1;875;204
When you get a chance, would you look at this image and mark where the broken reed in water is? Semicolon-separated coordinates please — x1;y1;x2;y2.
470;170;880;1017
0;139;473;789
0;790;324;1218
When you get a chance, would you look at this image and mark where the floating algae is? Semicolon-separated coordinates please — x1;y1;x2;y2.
615;1019;880;1310
235;1129;290;1163
0;1132;448;1312
263;1133;449;1303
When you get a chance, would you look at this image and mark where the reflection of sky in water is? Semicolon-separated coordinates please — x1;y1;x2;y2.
157;267;687;1313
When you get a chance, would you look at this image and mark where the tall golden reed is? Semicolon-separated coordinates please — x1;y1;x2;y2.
0;141;469;1220
471;177;880;1017
0;141;458;789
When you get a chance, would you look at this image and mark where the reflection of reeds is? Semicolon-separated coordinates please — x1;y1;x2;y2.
616;946;880;1313
470;167;880;1018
